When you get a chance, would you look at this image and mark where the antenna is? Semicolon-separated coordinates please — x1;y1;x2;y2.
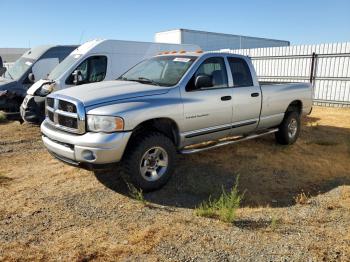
79;30;85;44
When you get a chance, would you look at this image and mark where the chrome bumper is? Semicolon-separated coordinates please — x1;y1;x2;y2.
41;120;132;164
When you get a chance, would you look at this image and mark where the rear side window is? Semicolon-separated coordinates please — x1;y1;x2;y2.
186;57;228;91
66;56;107;84
227;57;253;87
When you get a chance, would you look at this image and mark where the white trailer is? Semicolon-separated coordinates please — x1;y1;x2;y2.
155;29;290;51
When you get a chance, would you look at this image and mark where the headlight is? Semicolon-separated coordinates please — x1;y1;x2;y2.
35;82;55;96
87;115;124;132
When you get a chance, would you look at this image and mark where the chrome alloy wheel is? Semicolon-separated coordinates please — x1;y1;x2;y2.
288;118;298;139
140;147;169;181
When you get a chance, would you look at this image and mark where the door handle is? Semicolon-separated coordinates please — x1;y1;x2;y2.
251;92;260;97
221;96;232;101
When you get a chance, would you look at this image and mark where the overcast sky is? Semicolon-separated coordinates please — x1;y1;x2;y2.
1;0;349;47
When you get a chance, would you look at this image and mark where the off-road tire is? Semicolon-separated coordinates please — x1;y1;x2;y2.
123;132;176;192
275;111;301;145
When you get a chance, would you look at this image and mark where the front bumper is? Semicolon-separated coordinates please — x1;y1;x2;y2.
20;95;45;124
41;120;132;165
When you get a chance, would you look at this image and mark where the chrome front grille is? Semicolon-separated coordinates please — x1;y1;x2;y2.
58;100;77;113
45;95;85;134
47;97;54;108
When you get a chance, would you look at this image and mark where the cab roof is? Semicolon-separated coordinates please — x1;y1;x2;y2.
22;45;77;60
22;45;56;60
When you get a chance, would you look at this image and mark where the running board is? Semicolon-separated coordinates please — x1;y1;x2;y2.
180;128;279;154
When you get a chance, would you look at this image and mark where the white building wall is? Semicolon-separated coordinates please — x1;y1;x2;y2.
154;29;182;44
155;29;290;51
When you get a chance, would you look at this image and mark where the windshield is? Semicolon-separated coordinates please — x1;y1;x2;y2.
119;56;197;87
47;54;81;80
5;57;35;80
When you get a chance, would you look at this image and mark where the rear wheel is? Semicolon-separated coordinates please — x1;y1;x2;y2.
275;111;301;145
123;132;176;191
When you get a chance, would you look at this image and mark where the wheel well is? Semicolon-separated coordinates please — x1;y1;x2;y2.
286;100;302;115
129;118;180;146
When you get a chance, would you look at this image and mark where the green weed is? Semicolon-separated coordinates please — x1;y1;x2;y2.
195;176;244;223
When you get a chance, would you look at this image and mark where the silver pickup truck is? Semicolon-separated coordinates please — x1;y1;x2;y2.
41;51;312;191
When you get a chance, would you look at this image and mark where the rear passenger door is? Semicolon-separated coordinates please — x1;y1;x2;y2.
228;57;261;135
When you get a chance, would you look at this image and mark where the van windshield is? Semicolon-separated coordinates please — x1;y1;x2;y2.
119;56;197;87
4;57;35;80
47;54;81;80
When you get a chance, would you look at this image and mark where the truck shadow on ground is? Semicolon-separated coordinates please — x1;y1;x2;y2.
94;120;350;209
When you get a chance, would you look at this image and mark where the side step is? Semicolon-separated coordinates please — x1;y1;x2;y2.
180;128;279;154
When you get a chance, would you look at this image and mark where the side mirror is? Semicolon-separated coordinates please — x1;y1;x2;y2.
72;70;83;85
195;75;212;89
28;73;35;83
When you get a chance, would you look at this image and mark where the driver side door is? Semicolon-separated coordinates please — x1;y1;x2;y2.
180;56;233;145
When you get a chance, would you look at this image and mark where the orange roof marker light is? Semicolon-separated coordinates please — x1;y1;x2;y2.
179;50;186;54
163;51;170;54
171;51;177;54
196;49;204;53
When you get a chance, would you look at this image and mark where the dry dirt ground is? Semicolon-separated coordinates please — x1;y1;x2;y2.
0;106;349;261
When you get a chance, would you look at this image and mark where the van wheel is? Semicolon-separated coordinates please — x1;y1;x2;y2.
275;111;301;145
123;132;176;192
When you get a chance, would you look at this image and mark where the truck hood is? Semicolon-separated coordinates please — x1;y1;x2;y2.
52;80;171;107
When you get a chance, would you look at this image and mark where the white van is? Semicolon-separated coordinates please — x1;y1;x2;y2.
21;39;200;123
0;45;77;120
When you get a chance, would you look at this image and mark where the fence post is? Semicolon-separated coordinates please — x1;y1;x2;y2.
310;52;317;84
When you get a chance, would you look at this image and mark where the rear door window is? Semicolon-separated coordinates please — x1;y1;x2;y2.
227;57;253;87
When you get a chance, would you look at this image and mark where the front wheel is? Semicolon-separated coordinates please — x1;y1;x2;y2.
123;132;177;191
275;111;301;145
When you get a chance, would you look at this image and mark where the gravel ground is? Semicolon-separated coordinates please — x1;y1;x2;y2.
0;106;349;261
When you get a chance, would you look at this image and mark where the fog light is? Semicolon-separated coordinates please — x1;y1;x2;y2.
82;150;96;161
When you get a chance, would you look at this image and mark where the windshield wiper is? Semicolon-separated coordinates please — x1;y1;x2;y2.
117;76;161;86
117;76;128;81
117;77;140;83
137;77;160;86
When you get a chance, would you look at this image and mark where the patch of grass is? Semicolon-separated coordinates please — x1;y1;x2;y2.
270;215;279;230
195;176;244;223
126;181;147;205
0;111;6;123
294;191;310;205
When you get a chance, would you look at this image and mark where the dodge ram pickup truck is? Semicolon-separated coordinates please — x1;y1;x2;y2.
41;51;312;191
